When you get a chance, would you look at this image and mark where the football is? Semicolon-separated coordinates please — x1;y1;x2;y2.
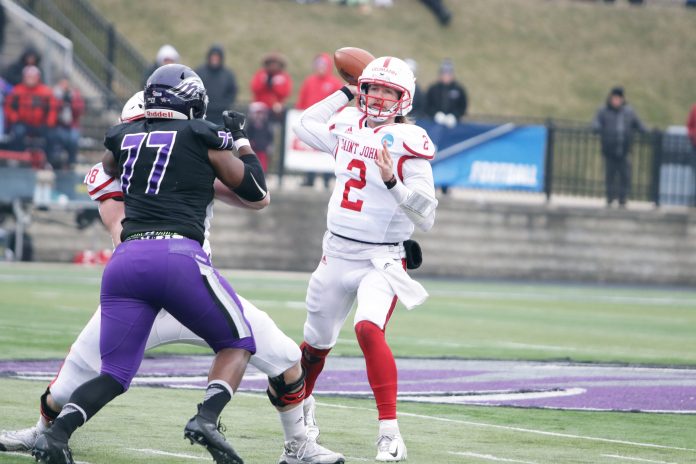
333;47;375;85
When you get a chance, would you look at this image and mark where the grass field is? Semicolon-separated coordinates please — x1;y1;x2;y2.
1;263;695;463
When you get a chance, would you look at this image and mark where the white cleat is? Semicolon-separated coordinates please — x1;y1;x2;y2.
0;426;40;452
303;395;320;442
375;434;407;462
278;437;345;464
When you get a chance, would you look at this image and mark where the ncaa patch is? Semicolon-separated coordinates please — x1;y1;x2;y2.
381;133;394;148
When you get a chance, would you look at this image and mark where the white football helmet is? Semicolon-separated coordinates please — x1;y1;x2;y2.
120;91;145;123
357;57;415;121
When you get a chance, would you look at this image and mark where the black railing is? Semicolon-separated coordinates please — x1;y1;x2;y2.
545;124;695;206
18;0;147;107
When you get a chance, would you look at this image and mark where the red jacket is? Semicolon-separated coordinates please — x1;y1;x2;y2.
295;73;343;110
250;69;293;108
4;83;57;127
54;87;85;129
687;103;696;148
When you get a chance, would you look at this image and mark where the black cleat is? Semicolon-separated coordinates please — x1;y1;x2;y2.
31;430;74;464
184;410;243;464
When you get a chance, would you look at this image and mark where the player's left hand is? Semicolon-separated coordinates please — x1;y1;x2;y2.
376;140;394;182
222;110;248;141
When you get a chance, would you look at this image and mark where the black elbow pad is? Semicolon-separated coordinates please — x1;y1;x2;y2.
232;154;268;202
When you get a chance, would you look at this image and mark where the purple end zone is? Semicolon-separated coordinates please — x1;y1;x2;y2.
2;357;695;413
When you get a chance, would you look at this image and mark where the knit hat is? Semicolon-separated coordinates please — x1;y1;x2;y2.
610;86;624;98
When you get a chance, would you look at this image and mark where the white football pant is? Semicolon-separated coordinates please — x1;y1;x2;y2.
49;295;300;406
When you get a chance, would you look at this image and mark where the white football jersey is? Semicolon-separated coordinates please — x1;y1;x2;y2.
84;162;213;257
326;107;435;244
84;162;123;202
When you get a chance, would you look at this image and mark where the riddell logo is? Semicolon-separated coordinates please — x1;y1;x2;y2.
145;109;174;118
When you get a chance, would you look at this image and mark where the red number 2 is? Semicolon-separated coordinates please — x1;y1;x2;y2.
340;159;367;212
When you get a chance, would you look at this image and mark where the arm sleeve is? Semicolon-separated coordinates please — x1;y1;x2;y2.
631;108;648;133
388;157;437;232
591;109;602;132
293;89;350;154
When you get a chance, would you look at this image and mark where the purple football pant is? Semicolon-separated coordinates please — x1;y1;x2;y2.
100;238;256;390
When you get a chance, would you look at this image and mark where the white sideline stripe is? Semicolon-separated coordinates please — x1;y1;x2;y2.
344;456;370;462
601;454;679;464
317;402;696;452
401;387;586;403
435;123;516;160
449;451;539;464
4;451;92;464
128;448;208;460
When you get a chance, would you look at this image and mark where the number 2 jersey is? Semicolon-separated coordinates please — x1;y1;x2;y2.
294;90;437;245
103;118;234;245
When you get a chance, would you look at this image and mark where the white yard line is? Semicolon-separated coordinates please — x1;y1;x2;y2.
601;454;680;464
449;451;540;464
318;402;696;453
127;448;209;460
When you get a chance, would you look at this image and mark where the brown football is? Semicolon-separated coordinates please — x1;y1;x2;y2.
333;47;375;85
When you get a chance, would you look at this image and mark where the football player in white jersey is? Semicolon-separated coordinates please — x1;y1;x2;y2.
293;57;437;462
0;92;344;464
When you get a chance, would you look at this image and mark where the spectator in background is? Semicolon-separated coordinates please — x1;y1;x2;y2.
4;66;56;160
49;76;85;169
425;58;468;128
246;102;274;172
592;86;647;208
4;46;41;86
404;58;426;120
195;45;238;125
250;52;292;120
687;103;696;149
142;44;180;86
0;76;12;139
296;52;343;188
419;0;451;26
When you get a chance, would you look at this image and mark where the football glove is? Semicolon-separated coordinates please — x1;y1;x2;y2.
222;110;248;141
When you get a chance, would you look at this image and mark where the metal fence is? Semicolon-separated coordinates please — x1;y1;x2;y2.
546;123;695;206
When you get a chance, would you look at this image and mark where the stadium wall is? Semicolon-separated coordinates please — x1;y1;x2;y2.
21;192;696;286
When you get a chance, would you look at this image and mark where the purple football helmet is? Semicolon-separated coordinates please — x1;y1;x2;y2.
144;64;208;120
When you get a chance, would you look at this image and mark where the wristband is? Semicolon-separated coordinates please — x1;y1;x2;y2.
384;175;397;189
340;86;355;101
234;138;251;151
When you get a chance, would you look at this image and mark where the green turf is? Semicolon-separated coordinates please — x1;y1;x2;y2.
1;263;696;463
0;378;695;464
86;0;696;126
1;263;695;365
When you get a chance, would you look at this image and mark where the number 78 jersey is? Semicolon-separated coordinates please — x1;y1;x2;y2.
327;108;436;244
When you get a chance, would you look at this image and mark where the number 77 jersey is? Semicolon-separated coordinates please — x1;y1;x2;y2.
327;107;436;244
103;118;234;244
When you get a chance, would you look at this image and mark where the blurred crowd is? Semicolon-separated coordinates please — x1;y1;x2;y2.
0;46;85;171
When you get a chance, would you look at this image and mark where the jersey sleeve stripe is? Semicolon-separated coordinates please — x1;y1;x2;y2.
88;177;116;196
403;142;434;160
397;155;417;182
95;191;124;202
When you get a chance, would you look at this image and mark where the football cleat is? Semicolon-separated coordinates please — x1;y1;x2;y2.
31;430;74;464
375;434;407;462
184;409;243;464
0;426;40;451
278;437;345;464
303;395;320;442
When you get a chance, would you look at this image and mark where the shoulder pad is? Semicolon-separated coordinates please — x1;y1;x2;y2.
190;119;234;150
84;162;122;202
329;107;365;134
375;123;435;160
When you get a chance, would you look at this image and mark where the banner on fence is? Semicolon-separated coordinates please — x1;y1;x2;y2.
283;109;335;173
420;121;547;192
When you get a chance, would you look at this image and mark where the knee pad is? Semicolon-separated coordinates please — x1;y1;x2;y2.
266;368;306;408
